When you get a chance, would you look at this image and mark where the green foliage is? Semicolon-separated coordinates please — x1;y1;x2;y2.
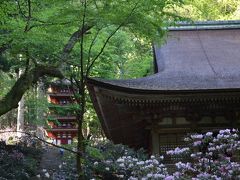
0;72;15;97
86;146;104;160
174;0;240;20
24;87;49;126
48;103;78;115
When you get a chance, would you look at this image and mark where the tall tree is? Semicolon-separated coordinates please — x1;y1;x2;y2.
61;0;183;176
0;0;83;115
1;0;184;177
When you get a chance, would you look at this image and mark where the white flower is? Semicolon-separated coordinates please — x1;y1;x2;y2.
146;164;154;168
153;159;159;165
129;163;134;168
36;174;41;178
191;134;203;139
106;160;112;164
117;174;124;178
224;135;230;138
193;140;202;146
219;129;231;134
117;158;124;163
217;134;223;139
136;161;144;165
197;152;202;156
207;152;213;156
197;172;211;178
165;175;175;180
233;134;238;138
129;176;138;180
119;163;125;167
206;132;213;136
105;167;109;171
146;159;153;164
154;174;165;178
45;172;50;178
42;169;47;172
167;147;189;155
208;147;216;151
94;162;98;166
190;153;196;158
133;158;138;162
150;155;155;159
147;173;153;178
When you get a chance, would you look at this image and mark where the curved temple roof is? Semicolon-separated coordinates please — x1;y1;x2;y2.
88;20;240;91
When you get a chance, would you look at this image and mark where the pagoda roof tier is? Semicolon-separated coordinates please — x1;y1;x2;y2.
48;116;76;120
47;128;78;132
48;93;74;97
88;20;240;91
50;79;71;86
48;104;75;108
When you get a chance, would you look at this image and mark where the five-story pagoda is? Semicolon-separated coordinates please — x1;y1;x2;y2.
46;79;78;145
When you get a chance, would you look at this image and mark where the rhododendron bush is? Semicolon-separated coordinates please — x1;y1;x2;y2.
88;129;240;179
168;129;240;179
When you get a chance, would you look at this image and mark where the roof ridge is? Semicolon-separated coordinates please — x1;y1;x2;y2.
168;20;240;31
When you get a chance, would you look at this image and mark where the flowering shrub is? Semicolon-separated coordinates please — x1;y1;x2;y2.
114;155;168;179
0;142;42;179
0;149;30;179
83;141;170;179
168;129;240;179
85;129;240;179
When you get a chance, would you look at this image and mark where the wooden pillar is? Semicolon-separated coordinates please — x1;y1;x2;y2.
188;112;200;132
151;128;159;154
226;110;237;128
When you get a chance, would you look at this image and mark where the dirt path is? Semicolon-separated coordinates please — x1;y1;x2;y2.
37;146;65;179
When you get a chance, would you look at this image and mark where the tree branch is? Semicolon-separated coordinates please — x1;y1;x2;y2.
61;25;92;61
28;20;79;31
79;0;87;82
86;28;101;70
24;0;32;32
85;2;139;77
0;130;81;155
0;65;63;116
16;0;27;19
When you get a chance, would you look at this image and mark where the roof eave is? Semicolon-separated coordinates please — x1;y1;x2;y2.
86;77;240;95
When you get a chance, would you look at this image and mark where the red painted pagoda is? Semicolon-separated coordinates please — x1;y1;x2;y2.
46;79;78;145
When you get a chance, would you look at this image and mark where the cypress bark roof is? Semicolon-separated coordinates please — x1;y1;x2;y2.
89;21;240;91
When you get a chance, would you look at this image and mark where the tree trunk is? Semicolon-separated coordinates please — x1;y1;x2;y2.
36;80;45;122
17;96;24;137
76;83;87;179
17;70;24;137
76;116;85;179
